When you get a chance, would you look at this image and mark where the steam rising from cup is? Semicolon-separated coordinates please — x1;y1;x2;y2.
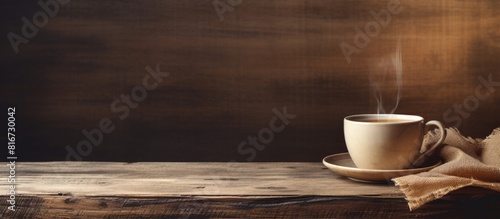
369;37;403;114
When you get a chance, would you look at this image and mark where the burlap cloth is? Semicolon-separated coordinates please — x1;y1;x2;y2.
392;127;500;210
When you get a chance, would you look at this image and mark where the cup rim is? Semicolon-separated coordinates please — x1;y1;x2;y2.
344;114;423;124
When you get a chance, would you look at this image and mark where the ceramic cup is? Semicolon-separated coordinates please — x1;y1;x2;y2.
344;114;446;170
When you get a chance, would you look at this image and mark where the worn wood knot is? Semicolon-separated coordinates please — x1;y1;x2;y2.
98;201;108;209
64;197;79;204
57;192;72;196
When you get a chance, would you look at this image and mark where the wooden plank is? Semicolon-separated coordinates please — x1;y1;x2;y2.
1;192;500;218
11;162;401;196
1;162;499;218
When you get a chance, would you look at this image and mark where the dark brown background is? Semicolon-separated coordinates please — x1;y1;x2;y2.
2;0;499;162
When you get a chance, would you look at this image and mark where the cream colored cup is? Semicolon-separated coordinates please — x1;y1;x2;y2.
344;114;446;170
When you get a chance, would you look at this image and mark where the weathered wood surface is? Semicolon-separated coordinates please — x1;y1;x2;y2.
10;162;402;196
3;194;500;218
2;1;500;162
1;162;499;218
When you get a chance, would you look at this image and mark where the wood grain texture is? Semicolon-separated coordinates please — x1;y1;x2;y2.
12;162;402;196
0;162;499;218
1;0;500;161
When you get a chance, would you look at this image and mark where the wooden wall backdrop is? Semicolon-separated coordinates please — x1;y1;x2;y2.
1;0;499;161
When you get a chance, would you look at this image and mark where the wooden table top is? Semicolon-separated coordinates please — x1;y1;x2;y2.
1;162;499;218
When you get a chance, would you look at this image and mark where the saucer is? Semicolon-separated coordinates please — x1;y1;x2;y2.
322;153;441;183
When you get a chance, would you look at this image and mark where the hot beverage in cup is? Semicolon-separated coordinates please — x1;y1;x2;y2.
344;114;446;170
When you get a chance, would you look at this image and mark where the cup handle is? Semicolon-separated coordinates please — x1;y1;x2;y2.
412;120;447;167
